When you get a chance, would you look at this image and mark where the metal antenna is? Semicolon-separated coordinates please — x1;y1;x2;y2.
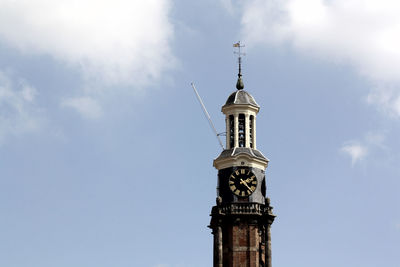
191;82;225;150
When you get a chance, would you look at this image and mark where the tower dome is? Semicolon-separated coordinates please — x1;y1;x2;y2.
225;89;259;108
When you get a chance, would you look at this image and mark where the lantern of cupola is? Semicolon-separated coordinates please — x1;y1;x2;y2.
213;70;269;172
223;88;259;149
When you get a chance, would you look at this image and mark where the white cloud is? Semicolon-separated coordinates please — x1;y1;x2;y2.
340;132;386;165
0;71;43;143
0;0;175;87
241;0;400;116
341;143;368;165
61;96;102;120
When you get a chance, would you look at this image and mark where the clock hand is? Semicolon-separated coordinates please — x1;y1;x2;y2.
240;179;252;191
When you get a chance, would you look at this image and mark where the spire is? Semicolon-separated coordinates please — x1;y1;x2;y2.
233;41;245;90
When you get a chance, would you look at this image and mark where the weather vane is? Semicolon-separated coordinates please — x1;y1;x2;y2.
233;41;245;90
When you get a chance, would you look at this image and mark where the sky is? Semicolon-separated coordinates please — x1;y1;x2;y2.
0;0;399;266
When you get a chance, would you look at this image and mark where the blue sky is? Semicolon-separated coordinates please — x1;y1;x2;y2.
0;0;399;266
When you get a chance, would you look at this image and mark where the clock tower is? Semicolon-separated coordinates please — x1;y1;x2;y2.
209;44;275;267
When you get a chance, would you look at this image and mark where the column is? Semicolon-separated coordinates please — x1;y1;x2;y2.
245;114;250;147
225;116;230;149
266;224;272;267
253;117;256;149
234;114;239;148
214;225;223;267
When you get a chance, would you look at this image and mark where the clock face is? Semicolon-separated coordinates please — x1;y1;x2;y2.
229;168;257;197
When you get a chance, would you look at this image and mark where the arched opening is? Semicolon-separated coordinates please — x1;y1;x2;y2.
238;114;245;147
249;115;254;148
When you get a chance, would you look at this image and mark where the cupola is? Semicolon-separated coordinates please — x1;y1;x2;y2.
213;52;269;171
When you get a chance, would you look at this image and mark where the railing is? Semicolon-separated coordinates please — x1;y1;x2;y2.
218;202;268;216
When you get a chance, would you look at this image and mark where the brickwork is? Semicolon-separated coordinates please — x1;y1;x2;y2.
220;221;263;267
210;202;274;267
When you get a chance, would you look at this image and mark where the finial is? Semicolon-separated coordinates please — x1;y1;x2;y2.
233;41;245;90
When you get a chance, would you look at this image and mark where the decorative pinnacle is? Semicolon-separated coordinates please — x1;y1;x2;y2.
233;41;245;90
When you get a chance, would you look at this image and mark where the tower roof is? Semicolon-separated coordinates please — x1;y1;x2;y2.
224;90;259;107
215;147;268;161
